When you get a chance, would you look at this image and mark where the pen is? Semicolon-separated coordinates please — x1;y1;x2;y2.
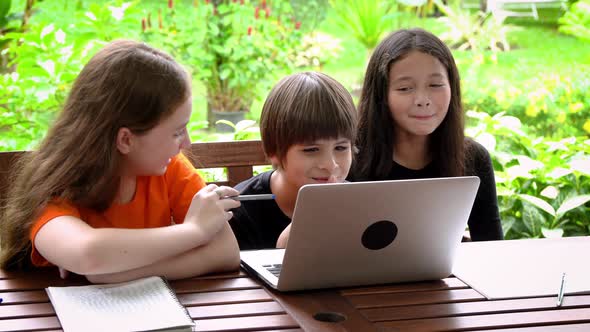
556;272;566;307
225;194;275;201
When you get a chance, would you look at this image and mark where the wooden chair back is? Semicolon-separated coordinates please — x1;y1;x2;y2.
0;140;268;200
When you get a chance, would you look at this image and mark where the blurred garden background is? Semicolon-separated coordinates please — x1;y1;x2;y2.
1;0;589;239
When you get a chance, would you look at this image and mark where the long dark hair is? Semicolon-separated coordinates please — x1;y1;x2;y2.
354;28;465;180
0;40;190;269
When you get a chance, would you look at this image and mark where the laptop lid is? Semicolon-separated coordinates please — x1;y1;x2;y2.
240;176;480;291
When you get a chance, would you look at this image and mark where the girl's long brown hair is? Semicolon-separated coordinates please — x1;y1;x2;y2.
353;28;465;181
0;40;190;269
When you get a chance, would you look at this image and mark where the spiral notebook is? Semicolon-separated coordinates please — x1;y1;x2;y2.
46;276;194;332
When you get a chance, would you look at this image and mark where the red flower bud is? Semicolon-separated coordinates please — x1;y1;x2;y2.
168;0;173;9
213;6;218;15
141;18;146;32
255;7;260;19
158;9;163;29
265;8;270;18
261;0;267;9
295;21;301;30
247;26;253;36
240;0;244;4
205;0;210;4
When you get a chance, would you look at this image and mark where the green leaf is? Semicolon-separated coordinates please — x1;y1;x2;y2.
519;194;556;217
556;195;590;217
215;120;236;130
234;120;256;132
541;227;564;238
0;0;10;18
219;68;231;80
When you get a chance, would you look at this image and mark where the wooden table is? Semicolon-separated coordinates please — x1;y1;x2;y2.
2;239;590;331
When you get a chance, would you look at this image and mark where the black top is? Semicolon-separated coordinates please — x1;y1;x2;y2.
229;171;291;250
378;139;503;241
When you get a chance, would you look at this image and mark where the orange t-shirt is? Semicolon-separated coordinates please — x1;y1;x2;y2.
29;153;206;266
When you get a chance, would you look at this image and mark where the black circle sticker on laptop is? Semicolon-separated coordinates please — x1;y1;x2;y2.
361;220;398;250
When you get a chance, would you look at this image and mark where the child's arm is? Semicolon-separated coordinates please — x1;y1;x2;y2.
34;186;240;275
86;223;239;283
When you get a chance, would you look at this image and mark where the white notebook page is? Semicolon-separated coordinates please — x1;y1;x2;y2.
47;276;194;332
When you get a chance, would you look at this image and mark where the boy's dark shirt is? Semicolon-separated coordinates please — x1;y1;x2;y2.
229;171;291;250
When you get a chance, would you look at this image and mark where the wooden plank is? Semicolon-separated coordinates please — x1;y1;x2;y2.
0;269;32;280
347;289;485;309
194;314;299;332
361;295;590;321
0;303;55;319
376;307;590;332
0;290;50;305
272;290;379;332
0;314;300;332
188;301;284;319
0;276;86;292
227;165;254;187
187;270;247;279
486;323;590;331
171;277;260;294
341;278;468;296
189;140;267;168
0;316;61;332
178;289;273;306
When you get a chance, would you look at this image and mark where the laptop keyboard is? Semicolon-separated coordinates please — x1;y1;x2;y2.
263;264;282;277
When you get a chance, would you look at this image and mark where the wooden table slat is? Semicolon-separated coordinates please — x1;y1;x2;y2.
179;289;273;306
0;290;49;305
171;277;261;294
347;288;485;308
0;303;55;319
341;277;468;296
361;294;590;322
0;314;301;332
0;316;61;332
481;322;590;331
188;301;285;319
0;277;86;292
194;313;299;332
272;290;380;331
376;307;590;332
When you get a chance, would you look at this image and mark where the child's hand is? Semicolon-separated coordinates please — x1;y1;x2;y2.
184;185;240;240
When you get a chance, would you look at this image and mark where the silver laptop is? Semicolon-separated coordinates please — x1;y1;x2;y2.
240;176;480;292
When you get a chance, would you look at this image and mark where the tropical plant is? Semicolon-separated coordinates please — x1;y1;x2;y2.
0;1;141;151
558;0;590;41
466;111;590;239
434;0;511;52
144;0;302;115
328;0;398;55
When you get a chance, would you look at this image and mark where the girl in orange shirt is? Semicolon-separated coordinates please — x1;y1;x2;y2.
0;40;241;283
